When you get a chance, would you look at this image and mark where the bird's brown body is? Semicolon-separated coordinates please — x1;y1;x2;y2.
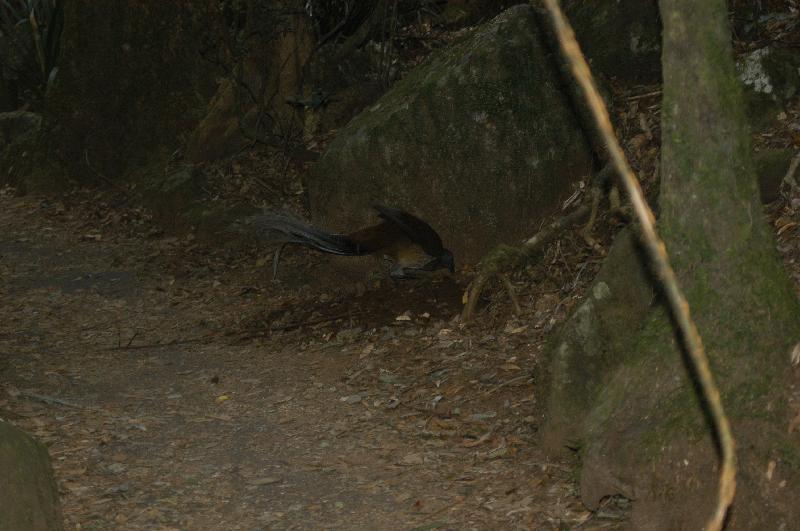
244;206;454;279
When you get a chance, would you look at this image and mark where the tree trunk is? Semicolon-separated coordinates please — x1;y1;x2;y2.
542;0;800;528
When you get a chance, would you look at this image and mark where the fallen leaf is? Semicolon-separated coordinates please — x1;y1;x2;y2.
777;222;797;236
463;429;493;448
402;453;424;465
249;476;281;486
788;409;800;434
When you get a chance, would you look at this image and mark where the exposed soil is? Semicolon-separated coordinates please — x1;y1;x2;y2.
0;188;626;530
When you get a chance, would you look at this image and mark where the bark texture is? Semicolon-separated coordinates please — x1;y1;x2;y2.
543;1;800;528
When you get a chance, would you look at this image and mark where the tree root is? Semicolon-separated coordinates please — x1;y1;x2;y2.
461;204;590;323
461;271;522;323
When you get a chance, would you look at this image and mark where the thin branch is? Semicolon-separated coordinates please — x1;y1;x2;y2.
784;153;800;191
541;2;736;529
523;203;590;250
20;391;89;409
106;337;206;351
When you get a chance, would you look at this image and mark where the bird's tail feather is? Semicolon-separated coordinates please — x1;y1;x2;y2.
245;212;368;256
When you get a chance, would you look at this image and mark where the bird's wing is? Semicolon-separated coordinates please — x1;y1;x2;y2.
373;205;444;256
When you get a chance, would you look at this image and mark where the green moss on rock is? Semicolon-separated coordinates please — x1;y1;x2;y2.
0;421;63;530
309;5;594;264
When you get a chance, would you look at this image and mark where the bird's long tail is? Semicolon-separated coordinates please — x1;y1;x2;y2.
244;212;369;256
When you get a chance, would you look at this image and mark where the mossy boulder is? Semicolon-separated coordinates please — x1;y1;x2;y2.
309;4;593;264
0;421;63;530
737;46;800;127
541;228;655;453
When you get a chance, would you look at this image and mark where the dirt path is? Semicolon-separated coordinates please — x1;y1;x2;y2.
0;191;614;530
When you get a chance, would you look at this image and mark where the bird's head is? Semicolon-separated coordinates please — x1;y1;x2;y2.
439;249;455;274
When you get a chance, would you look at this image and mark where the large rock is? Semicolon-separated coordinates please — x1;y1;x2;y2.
736;46;800;127
0;421;64;530
308;4;593;264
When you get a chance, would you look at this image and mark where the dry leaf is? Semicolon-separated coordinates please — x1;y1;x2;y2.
788;409;800;434
402;453;424;465
249;476;281;486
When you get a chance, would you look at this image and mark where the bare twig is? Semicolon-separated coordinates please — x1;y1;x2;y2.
784;153;800;191
20;392;87;409
626;89;662;101
462;424;495;447
542;1;736;529
235;311;369;342
106;337;207;351
523;204;590;250
483;375;530;397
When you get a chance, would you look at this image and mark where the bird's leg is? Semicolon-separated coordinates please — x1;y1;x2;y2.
366;255;397;288
388;263;410;280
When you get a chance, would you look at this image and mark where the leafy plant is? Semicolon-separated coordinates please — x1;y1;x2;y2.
0;0;64;103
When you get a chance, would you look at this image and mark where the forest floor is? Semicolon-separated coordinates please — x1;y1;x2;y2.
2;85;800;529
0;186;614;530
3;170;799;530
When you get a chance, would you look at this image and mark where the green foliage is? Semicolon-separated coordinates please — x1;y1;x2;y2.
0;0;63;104
478;244;527;273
